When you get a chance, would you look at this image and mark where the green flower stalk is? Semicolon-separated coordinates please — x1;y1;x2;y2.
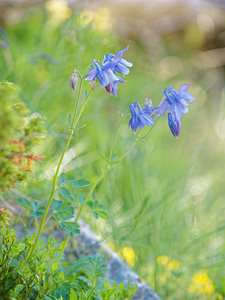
27;76;92;261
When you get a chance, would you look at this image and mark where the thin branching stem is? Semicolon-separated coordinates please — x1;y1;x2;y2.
27;78;92;261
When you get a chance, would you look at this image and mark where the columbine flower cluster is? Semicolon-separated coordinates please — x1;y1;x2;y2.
84;47;195;137
86;46;132;97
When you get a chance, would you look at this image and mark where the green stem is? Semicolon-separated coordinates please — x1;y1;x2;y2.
55;165;111;265
109;109;128;161
54;116;161;264
35;217;39;231
27;79;91;261
114;117;161;164
75;166;111;223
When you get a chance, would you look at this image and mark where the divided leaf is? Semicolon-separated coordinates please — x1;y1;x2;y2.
87;200;108;220
17;197;33;210
51;199;63;211
59;187;74;202
30;200;45;217
67;179;90;188
53;202;74;221
59;221;80;236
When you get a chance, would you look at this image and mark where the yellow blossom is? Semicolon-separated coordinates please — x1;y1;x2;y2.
45;0;72;27
79;7;113;32
92;8;112;32
217;294;223;300
107;242;116;251
79;10;95;27
157;256;169;265
122;247;137;267
188;270;215;295
168;259;180;271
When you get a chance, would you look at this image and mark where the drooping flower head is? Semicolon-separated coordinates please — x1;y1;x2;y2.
129;102;155;133
86;47;132;96
157;84;195;137
157;84;195;120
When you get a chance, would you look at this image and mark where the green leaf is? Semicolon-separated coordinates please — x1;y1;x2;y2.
53;202;74;221
75;124;86;129
30;210;44;217
77;193;85;205
87;200;108;220
51;199;63;211
70;289;77;300
67;179;90;188
52;262;58;272
31;200;45;211
28;200;45;217
59;187;74;201
95;208;108;220
60;222;80;236
15;284;24;293
17;197;33;210
58;173;66;186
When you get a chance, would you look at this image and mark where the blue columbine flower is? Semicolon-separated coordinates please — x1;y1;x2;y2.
168;111;181;138
86;47;132;96
157;84;195;137
157;84;195;120
105;46;133;76
129;102;155;133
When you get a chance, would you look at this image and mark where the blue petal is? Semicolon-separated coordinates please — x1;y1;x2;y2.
137;118;145;130
178;99;189;114
97;71;110;88
86;68;98;81
120;58;133;67
115;63;130;75
156;99;169;117
105;68;121;82
179;92;195;103
117;76;126;83
111;81;118;96
129;115;138;132
104;47;129;70
173;103;183;121
139;113;154;127
178;84;190;93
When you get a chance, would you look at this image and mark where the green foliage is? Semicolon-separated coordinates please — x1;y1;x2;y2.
0;81;46;191
0;221;136;299
67;179;90;189
87;200;108;220
65;254;136;299
1;4;224;300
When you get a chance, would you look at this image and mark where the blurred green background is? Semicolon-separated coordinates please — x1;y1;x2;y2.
0;0;225;299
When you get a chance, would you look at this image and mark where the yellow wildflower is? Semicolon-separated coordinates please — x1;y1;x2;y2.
188;270;215;295
45;0;72;27
122;247;137;267
217;294;223;300
79;7;113;32
157;256;169;265
79;10;95;27
107;242;116;251
168;259;180;271
92;8;112;32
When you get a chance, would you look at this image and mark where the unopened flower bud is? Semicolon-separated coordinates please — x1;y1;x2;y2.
168;112;181;138
70;70;78;91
